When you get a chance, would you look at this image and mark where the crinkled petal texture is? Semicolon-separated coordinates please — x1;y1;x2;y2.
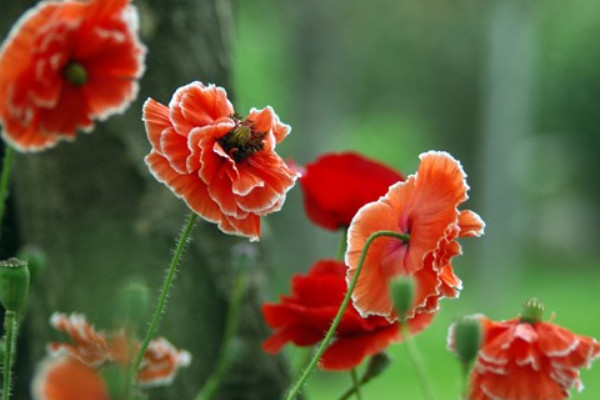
0;0;145;151
448;316;600;400
262;259;413;370
39;312;190;390
32;356;109;400
299;152;404;230
137;337;192;387
143;82;299;241
346;151;484;321
47;313;112;366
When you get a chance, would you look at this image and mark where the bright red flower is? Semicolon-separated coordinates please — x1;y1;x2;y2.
448;314;600;400
262;260;433;370
0;0;145;151
143;82;299;241
346;151;484;321
298;152;404;231
43;313;190;388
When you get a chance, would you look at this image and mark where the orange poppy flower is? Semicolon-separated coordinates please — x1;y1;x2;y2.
32;356;109;400
0;0;145;151
143;82;299;241
42;312;190;388
346;151;484;321
448;314;600;400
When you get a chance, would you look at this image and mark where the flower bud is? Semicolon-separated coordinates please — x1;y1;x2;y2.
16;246;46;285
0;258;30;312
453;316;482;366
363;352;391;382
521;298;545;324
116;281;150;331
389;276;415;321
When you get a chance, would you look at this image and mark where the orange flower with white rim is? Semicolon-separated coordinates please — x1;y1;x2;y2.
40;312;191;390
345;151;484;321
144;82;299;241
448;301;600;400
0;0;145;151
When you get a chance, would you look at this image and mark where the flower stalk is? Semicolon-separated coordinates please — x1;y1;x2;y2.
133;213;198;374
0;146;15;243
2;310;16;400
401;323;436;400
285;230;409;400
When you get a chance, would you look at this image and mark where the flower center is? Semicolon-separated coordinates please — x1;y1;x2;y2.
218;120;266;163
62;61;88;87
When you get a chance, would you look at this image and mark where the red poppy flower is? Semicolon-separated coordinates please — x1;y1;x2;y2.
32;356;109;400
44;312;191;388
346;151;484;321
262;259;433;370
0;0;145;151
143;82;299;241
298;152;404;230
448;314;600;400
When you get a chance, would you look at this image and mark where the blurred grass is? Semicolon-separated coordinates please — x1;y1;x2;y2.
302;261;600;400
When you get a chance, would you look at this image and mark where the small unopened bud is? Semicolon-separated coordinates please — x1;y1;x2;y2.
363;352;391;382
521;298;545;324
453;316;482;366
389;276;415;321
16;246;46;285
231;243;258;272
0;258;30;313
116;281;150;331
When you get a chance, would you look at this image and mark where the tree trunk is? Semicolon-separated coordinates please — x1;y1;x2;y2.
1;1;291;399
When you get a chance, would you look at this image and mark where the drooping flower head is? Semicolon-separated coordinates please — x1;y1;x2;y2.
448;303;600;400
346;151;484;323
0;0;146;151
262;260;432;370
144;82;299;241
297;152;404;231
32;312;190;399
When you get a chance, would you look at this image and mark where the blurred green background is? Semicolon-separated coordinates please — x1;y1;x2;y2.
232;0;600;398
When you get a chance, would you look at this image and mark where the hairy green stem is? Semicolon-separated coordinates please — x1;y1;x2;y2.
401;323;436;400
194;271;247;400
2;311;17;400
285;230;409;400
133;213;198;373
0;146;15;243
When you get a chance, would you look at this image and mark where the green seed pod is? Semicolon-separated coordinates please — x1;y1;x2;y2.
389;276;415;322
116;281;150;331
363;352;391;382
521;298;545;324
0;258;30;313
453;316;483;366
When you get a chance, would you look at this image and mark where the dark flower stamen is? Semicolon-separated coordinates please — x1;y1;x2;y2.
218;120;266;163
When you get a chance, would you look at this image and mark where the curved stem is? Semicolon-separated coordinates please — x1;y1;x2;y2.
133;213;198;373
336;228;348;261
193;271;247;400
2;311;17;400
350;368;362;400
285;230;409;400
401;323;436;400
0;146;15;243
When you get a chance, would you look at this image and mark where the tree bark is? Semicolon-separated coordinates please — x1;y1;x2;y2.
1;1;291;399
